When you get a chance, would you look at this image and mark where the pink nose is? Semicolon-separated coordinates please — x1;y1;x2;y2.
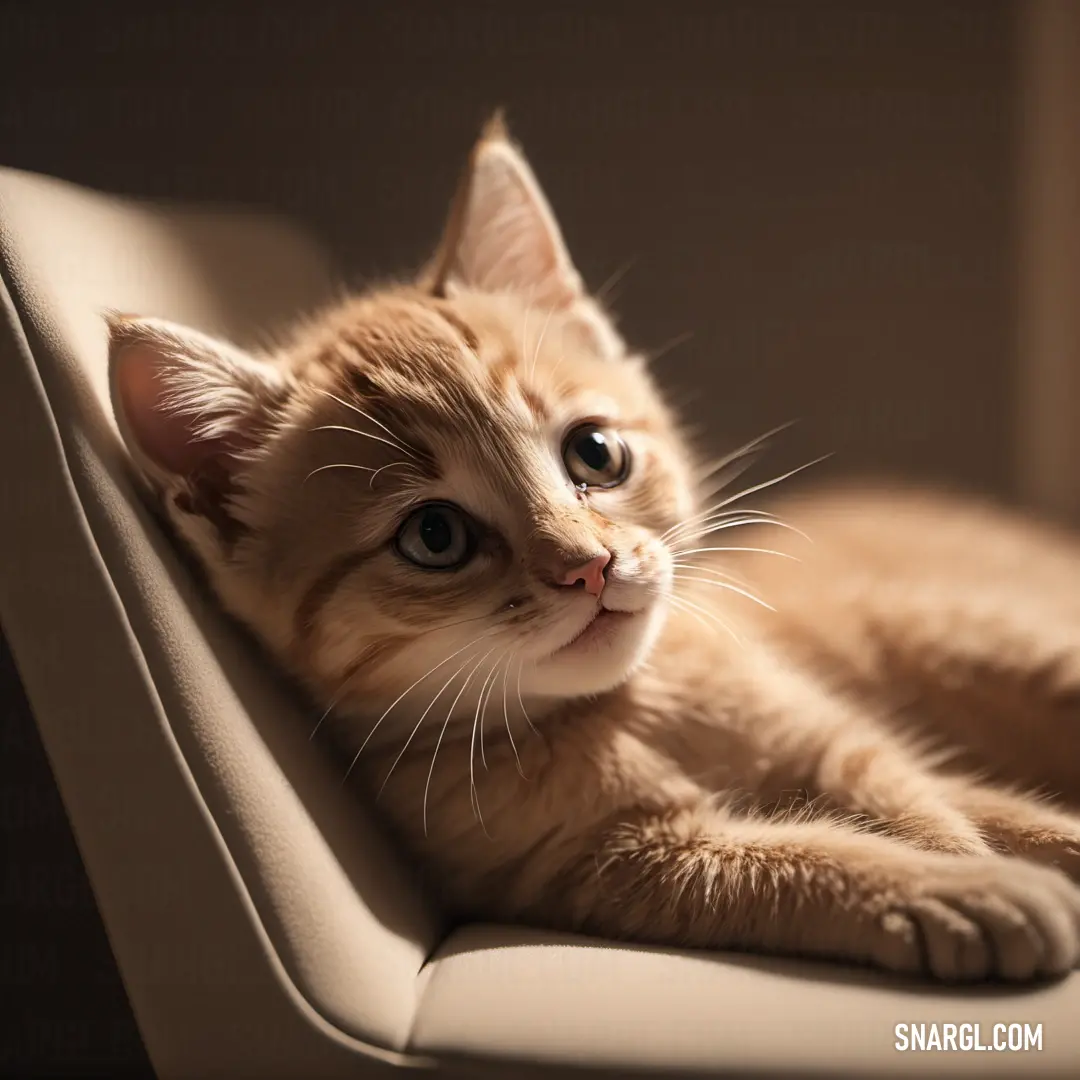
559;553;611;597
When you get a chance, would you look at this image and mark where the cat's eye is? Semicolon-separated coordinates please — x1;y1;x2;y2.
562;424;630;489
395;502;474;570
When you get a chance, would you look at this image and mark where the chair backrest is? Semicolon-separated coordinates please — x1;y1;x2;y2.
0;166;442;1078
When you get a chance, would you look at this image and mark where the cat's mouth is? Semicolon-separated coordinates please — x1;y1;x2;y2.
553;605;636;655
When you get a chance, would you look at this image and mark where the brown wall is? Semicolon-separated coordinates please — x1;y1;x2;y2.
1;1;1016;496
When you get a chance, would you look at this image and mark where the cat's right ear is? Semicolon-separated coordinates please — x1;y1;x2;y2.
420;114;626;360
106;313;292;493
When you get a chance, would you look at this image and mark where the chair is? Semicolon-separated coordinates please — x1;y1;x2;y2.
1;164;1077;1078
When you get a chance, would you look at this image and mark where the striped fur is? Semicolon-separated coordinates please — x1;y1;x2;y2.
109;121;1080;983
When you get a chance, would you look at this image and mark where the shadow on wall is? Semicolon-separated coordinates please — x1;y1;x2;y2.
0;1;1015;497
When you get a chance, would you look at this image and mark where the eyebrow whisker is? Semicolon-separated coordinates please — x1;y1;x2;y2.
314;388;423;459
310;422;416;460
303;461;379;486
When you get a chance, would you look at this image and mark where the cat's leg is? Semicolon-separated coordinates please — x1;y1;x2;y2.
584;806;1080;981
807;717;992;855
779;595;1080;856
945;782;1080;881
760;683;1080;874
742;659;991;855
861;588;1080;803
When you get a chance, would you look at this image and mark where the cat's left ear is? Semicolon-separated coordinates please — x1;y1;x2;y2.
421;114;625;360
105;314;294;556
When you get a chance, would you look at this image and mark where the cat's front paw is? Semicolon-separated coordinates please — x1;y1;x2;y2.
869;855;1080;982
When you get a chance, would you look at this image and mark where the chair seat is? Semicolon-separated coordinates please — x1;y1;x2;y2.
1;164;1076;1079
416;924;1080;1075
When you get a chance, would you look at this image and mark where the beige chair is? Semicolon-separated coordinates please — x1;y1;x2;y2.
2;165;1078;1079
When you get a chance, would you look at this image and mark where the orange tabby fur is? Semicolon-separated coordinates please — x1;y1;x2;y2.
108;120;1080;983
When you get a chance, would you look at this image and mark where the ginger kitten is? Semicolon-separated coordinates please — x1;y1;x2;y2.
108;119;1080;983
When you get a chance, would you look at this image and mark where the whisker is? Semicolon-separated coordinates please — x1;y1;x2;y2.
377;646;493;799
515;656;539;737
469;664;493;838
694;429;808;503
483;650;513;770
675;593;743;641
662;507;785;542
673;573;775;612
697;471;757;503
520;307;529;365
309;642;380;739
310;422;416;460
313;387;422;458
669;594;743;645
669;545;802;562
672;516;813;547
477;647;510;771
668;595;725;640
692;512;794;529
671;561;755;590
692;421;798;485
303;461;379;486
645;330;694;365
342;626;500;782
502;649;528;779
530;305;554;382
368;461;415;489
663;510;798;546
699;454;833;516
594;256;637;304
420;612;513;653
313;609;505;734
519;287;536;367
546;351;566;387
314;389;422;456
425;609;511;636
421;648;495;836
673;455;821;546
313;610;500;739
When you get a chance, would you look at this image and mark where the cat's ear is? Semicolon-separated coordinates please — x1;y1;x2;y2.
422;114;625;359
107;314;292;494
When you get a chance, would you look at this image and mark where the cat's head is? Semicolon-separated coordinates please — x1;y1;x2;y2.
108;119;699;740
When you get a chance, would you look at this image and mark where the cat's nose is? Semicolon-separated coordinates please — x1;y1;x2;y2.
558;552;611;597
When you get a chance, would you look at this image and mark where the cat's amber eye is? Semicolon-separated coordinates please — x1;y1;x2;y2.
395;502;474;570
562;425;630;489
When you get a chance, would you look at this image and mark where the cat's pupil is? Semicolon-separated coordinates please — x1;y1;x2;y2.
578;431;611;472
420;510;452;553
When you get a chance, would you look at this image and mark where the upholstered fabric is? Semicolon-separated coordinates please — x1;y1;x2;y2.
0;167;435;1079
1;166;1077;1078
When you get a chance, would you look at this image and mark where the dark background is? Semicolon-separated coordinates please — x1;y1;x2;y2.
0;1;1016;1074
3;1;1017;491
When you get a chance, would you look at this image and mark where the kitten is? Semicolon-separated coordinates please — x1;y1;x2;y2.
108;117;1080;983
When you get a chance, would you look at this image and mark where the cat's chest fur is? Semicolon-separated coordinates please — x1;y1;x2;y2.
364;621;807;895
